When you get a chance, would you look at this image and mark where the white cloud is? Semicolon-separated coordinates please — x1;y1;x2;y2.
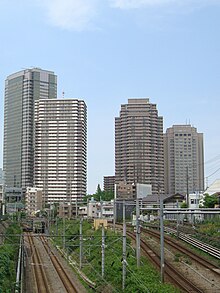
109;0;220;9
109;0;174;9
38;0;99;31
36;0;220;31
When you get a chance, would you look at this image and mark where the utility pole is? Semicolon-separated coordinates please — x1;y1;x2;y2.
113;199;116;233
63;203;66;250
21;234;24;293
79;218;83;269
55;217;58;236
136;198;140;268
101;224;105;277
122;201;127;290
186;166;189;207
160;196;164;283
76;200;78;218
100;199;103;218
176;201;180;239
113;184;117;233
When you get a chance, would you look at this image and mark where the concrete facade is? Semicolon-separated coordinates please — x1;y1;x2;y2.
58;202;77;218
164;125;204;195
25;187;43;215
34;99;87;203
87;199;114;221
3;68;57;190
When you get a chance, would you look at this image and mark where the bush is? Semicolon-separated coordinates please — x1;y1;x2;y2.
0;222;21;292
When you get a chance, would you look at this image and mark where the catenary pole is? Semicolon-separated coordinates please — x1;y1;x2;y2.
136;198;140;267
79;218;83;269
101;224;105;277
122;200;126;290
113;184;117;233
160;196;164;283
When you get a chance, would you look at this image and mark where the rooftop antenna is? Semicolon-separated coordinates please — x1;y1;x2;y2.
62;91;65;99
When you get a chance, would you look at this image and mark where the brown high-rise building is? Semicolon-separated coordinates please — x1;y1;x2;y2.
103;176;115;192
115;98;164;195
164;125;204;195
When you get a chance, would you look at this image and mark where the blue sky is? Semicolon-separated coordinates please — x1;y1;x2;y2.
0;0;220;193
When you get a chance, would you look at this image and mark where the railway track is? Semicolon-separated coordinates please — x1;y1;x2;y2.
164;226;220;259
126;230;204;293
39;235;79;293
142;227;220;277
26;233;79;293
143;224;220;259
26;233;52;293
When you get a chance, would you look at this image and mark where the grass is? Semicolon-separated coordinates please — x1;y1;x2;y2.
50;219;180;293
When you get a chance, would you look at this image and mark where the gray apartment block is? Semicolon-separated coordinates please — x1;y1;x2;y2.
34;99;87;203
3;68;57;190
115;98;164;195
164;125;204;195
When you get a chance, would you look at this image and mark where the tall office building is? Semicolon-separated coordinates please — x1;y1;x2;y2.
3;68;57;190
164;125;204;195
34;99;87;203
115;98;164;195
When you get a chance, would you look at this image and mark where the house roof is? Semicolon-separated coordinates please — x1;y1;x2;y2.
142;193;185;204
204;179;220;195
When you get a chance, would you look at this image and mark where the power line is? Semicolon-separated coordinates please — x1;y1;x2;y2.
206;166;220;179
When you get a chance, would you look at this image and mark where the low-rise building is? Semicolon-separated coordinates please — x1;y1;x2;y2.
116;182;152;199
58;202;77;218
87;198;114;221
5;187;22;202
87;199;99;218
6;202;24;215
78;206;88;218
204;179;220;196
25;187;43;216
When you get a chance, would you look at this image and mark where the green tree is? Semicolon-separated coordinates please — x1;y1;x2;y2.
180;202;188;208
84;184;114;202
203;193;218;208
96;184;102;200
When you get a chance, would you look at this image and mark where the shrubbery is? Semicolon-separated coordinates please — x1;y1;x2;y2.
52;219;179;292
0;222;21;292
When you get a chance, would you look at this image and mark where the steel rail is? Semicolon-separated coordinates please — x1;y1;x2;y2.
126;230;204;293
164;226;220;259
39;235;79;293
142;227;220;277
26;233;52;293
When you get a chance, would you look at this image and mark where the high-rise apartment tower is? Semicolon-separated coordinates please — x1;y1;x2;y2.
164;125;204;195
115;98;164;195
3;68;57;190
34;99;87;203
